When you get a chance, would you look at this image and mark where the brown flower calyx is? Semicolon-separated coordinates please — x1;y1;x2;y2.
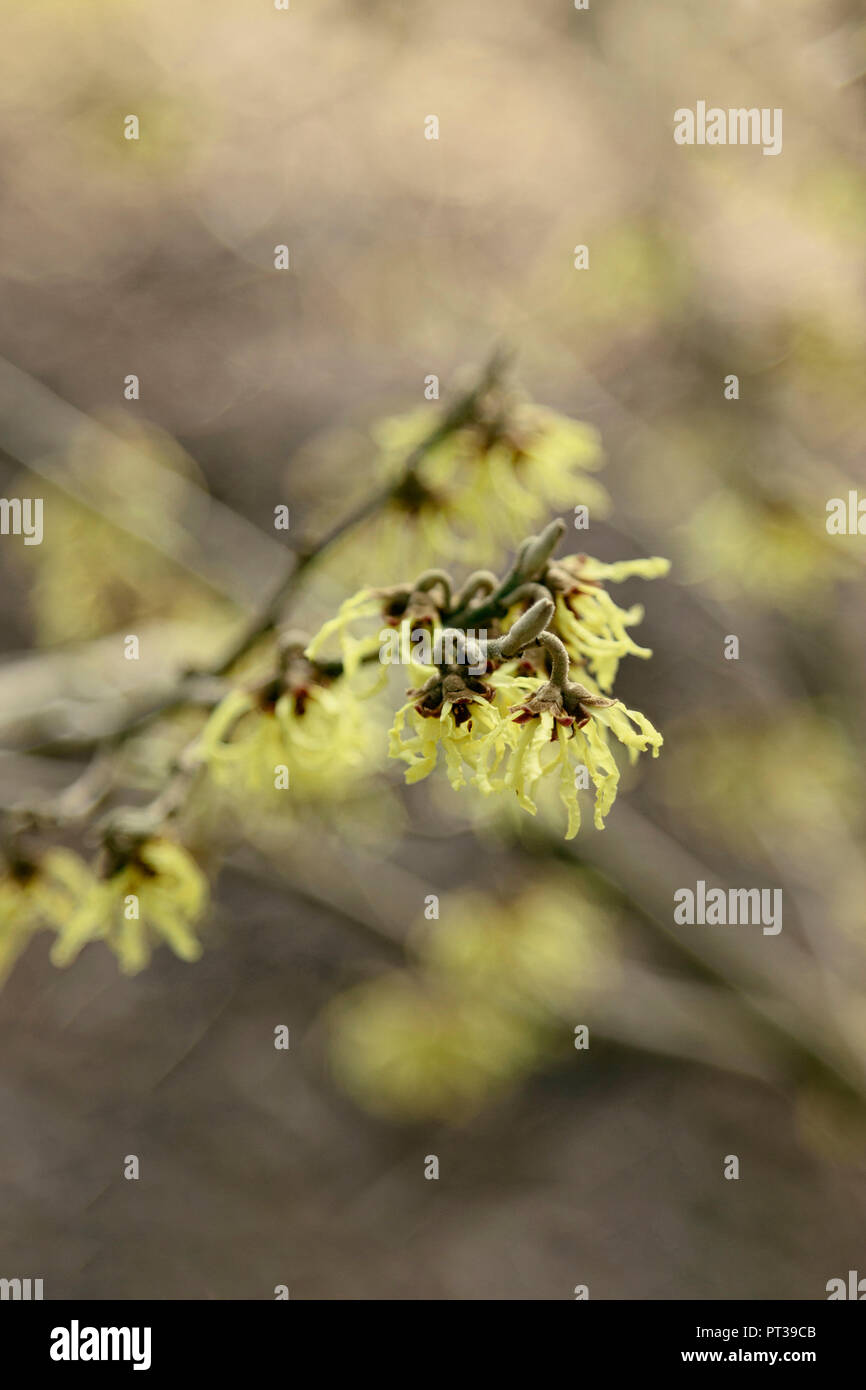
264;639;334;715
96;812;159;876
389;471;444;516
409;669;493;722
1;850;37;885
511;678;616;728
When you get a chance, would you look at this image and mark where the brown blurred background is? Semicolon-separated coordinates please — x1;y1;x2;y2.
1;0;865;1299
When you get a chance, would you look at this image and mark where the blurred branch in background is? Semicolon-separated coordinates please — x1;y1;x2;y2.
0;354;283;611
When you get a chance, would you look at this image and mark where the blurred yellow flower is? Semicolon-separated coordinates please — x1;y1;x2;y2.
328;979;540;1123
678;491;858;613
197;676;376;803
317;398;608;583
50;837;208;975
418;884;618;1011
327;881;618;1122
11;417;234;644
660;707;859;855
0;848;93;983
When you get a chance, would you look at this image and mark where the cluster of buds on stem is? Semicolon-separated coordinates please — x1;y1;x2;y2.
359;519;668;838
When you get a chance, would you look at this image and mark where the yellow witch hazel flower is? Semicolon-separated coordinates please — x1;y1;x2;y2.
344;392;609;580
0;847;94;983
386;593;556;790
305;571;465;684
12;416;234;645
497;682;662;838
50;836;208;976
328;977;539;1124
545;553;670;692
196;645;377;803
327;879;619;1122
417;882;619;1014
677;489;853;614
388;664;519;791
304;588;393;686
384;528;666;838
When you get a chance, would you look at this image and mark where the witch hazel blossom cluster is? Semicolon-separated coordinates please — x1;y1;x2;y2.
315;518;668;839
